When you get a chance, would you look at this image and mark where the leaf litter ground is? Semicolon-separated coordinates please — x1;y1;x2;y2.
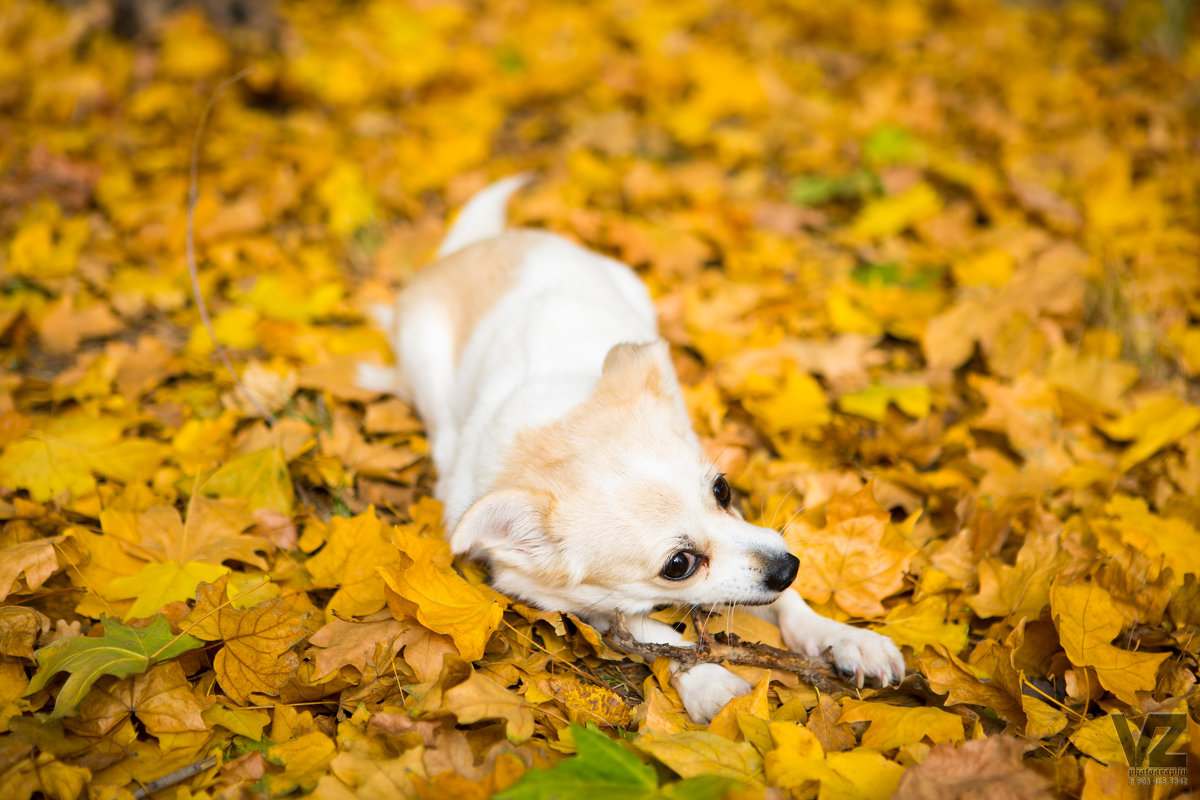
1;1;1199;798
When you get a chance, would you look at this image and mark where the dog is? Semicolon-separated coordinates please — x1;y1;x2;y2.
358;175;905;723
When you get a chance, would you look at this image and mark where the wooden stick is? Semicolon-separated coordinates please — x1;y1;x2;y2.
603;609;848;694
131;756;218;799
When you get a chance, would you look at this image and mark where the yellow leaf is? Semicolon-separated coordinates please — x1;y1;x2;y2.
202;702;270;741
851;183;942;240
743;371;831;433
786;484;916;617
269;730;337;794
634;729;765;786
306;512;402;616
542;673;633;728
823;749;907;800
106;560;230;620
184;576;310;703
951;248;1014;288
1050;581;1169;704
967;529;1065;620
1069;714;1128;766
200;448;294;514
837;382;931;422
0;416;167;502
379;553;503;662
875;596;968;653
707;674;770;741
317;161;376;237
838;698;964;751
440;666;535;742
1021;694;1067;739
1100;394;1200;472
1096;496;1200;589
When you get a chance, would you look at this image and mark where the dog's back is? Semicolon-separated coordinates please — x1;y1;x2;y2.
362;178;660;524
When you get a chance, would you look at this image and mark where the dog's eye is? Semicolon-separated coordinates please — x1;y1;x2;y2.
661;550;700;581
712;475;731;508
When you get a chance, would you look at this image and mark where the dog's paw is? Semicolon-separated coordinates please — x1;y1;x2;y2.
783;624;905;688
672;663;752;724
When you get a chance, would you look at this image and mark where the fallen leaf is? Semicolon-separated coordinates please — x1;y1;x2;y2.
183;576;310;703
838;698;965;751
25;616;201;717
892;736;1053;799
634;729;764;786
1051;580;1169;704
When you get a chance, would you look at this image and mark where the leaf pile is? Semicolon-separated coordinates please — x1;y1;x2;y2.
1;1;1199;798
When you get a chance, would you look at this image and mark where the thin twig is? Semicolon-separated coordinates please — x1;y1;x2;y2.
131;756;218;799
186;66;276;425
603;609;848;694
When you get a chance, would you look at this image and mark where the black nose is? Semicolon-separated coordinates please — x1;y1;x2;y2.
763;553;800;592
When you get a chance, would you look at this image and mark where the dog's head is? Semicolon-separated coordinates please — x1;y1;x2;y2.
448;340;799;617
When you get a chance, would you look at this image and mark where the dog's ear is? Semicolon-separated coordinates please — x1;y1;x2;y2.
449;488;553;561
598;340;675;402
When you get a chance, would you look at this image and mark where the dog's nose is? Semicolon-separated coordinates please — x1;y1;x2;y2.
763;553;800;592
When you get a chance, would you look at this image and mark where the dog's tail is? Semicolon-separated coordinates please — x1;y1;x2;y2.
436;173;533;258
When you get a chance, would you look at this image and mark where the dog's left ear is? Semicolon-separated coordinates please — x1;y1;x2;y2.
598;340;679;403
598;340;691;428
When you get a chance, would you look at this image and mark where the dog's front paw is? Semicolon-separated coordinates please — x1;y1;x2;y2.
783;624;905;688
671;663;752;724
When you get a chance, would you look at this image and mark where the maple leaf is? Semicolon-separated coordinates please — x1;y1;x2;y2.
184;576;310;703
94;498;270;620
25;615;202;718
1050;580;1170;705
875;596;969;653
967;528;1065;620
785;483;916;617
839;698;965;751
764;721;906;799
305;511;403;616
308;615;409;680
199;447;295;514
0;415;167;503
379;536;504;662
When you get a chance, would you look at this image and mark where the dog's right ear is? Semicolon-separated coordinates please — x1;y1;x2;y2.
448;488;553;564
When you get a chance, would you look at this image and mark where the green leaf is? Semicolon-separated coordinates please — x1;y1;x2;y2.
661;775;739;800
863;124;926;166
498;724;735;800
788;171;877;207
25;615;202;717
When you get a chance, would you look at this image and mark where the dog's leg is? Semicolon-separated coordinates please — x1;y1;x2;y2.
747;591;905;687
619;614;752;724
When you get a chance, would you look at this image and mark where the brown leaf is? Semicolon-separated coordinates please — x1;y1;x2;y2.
0;606;49;660
893;737;1054;800
805;694;856;753
184;576;310;703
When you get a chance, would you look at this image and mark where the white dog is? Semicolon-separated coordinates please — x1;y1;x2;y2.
359;176;904;722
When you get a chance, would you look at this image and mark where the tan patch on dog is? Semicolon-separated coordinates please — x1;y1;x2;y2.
395;229;550;360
